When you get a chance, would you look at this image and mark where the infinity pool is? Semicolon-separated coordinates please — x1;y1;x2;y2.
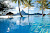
0;15;50;33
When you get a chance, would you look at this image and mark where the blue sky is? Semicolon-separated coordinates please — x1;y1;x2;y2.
7;0;50;14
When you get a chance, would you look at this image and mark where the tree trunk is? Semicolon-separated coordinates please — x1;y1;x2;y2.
28;6;29;23
19;7;23;17
42;0;44;17
42;8;44;16
18;0;23;17
28;6;29;17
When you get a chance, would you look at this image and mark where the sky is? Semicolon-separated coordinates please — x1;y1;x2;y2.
0;0;50;14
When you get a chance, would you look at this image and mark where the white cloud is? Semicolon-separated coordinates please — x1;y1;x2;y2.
9;2;17;7
23;7;35;13
30;7;35;10
12;6;35;14
23;7;28;13
8;8;19;14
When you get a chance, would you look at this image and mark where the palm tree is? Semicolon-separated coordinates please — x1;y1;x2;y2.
28;0;32;16
12;0;34;17
24;0;34;23
36;0;50;16
12;0;22;17
18;0;23;17
12;0;30;17
24;0;34;16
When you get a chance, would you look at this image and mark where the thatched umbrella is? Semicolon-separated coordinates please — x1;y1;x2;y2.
6;12;14;15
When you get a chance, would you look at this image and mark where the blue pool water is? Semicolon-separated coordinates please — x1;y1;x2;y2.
0;15;50;33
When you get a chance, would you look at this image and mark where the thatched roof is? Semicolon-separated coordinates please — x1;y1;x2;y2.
6;12;14;15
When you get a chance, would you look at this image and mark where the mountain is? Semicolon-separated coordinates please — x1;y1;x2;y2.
6;12;14;15
28;13;42;15
34;13;42;15
15;10;29;15
13;10;46;15
33;13;46;15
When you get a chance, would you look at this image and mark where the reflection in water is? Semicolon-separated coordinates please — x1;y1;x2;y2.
7;27;10;32
0;15;50;33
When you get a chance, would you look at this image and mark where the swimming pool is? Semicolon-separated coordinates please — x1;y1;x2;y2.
0;15;50;33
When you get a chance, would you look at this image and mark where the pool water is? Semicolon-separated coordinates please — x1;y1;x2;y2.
0;15;50;33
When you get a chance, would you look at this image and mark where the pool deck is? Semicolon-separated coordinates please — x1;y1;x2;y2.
0;15;28;18
0;15;50;18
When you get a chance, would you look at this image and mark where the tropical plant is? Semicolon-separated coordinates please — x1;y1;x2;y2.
27;0;33;15
12;0;22;17
12;0;34;17
12;0;29;17
24;0;34;17
36;0;50;16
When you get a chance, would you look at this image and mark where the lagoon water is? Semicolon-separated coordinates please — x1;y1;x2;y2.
0;15;50;33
